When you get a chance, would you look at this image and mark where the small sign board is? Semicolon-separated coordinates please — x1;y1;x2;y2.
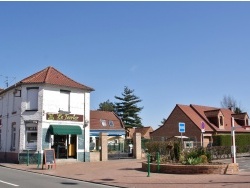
201;121;205;133
42;149;56;169
179;122;185;133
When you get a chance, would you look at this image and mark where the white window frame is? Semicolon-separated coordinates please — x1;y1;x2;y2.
25;123;38;150
100;119;107;126
184;141;194;149
26;87;39;111
59;90;70;112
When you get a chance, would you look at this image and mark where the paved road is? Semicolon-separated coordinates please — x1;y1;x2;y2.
1;158;250;188
0;167;114;188
215;156;250;172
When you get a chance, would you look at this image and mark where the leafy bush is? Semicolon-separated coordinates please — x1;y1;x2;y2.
200;155;208;163
184;157;203;165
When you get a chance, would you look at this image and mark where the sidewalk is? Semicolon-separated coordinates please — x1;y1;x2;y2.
1;159;250;188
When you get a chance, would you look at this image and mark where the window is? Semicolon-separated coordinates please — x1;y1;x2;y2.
25;123;38;150
219;116;224;126
100;119;107;126
11;123;16;150
184;141;193;148
12;93;17;113
59;90;70;112
27;87;39;110
109;120;114;127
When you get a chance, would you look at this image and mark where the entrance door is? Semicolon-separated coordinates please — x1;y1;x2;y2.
68;135;76;158
53;135;67;159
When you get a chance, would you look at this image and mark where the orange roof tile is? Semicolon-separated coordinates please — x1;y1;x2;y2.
90;110;124;130
178;104;250;133
19;66;94;91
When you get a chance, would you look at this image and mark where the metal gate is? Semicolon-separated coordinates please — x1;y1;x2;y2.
108;140;133;160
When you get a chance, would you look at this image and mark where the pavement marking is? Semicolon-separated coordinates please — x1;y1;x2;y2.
0;180;19;187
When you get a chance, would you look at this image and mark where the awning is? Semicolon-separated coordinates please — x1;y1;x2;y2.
48;125;82;135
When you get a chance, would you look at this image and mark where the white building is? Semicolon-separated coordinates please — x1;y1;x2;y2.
0;66;94;163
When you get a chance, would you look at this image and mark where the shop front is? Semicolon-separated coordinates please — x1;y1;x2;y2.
48;125;82;159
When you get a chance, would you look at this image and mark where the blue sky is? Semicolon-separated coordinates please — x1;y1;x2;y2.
1;2;250;129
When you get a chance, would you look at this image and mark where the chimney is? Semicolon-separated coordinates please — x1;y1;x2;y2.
228;106;234;113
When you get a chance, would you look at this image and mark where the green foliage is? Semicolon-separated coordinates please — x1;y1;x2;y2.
98;100;115;112
184;157;203;165
200;155;208;163
213;135;231;146
173;141;181;161
184;147;212;163
115;86;143;128
145;141;214;165
213;134;250;153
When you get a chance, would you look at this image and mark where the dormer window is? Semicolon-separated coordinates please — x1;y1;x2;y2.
232;113;249;126
109;120;114;127
205;109;224;128
219;116;224;127
100;119;107;126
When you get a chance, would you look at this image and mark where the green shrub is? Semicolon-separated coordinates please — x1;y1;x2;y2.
184;157;203;165
200;155;208;163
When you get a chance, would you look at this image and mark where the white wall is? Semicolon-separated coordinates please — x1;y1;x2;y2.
0;83;92;155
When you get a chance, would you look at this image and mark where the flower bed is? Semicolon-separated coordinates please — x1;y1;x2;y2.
141;162;238;174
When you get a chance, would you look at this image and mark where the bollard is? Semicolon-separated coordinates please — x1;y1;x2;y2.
147;153;150;177
27;150;29;166
157;152;160;173
37;151;40;169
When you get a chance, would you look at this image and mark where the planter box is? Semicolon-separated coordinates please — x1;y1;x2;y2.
142;162;239;174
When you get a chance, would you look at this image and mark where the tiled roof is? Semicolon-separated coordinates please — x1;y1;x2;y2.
178;104;250;133
90;110;124;130
19;66;94;91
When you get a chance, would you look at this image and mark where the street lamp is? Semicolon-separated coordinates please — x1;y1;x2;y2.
231;117;236;163
83;120;89;162
231;117;250;163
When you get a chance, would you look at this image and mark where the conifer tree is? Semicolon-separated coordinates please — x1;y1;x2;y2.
115;86;143;128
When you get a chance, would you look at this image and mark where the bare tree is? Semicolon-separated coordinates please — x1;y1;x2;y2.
220;95;243;114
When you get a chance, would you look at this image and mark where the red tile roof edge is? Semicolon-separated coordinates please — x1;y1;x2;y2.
0;66;94;94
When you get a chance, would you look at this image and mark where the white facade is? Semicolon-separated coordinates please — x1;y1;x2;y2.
0;83;91;163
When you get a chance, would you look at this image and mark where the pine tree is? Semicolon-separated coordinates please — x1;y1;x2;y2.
115;86;143;128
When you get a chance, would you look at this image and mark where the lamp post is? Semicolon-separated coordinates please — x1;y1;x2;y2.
231;117;236;163
83;120;89;162
230;117;249;163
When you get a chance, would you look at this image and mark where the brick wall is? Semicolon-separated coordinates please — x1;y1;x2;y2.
151;105;201;142
142;162;229;174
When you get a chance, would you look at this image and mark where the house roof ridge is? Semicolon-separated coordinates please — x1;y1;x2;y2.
22;66;94;91
44;66;52;83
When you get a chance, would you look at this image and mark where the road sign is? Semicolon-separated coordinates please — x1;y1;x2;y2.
179;122;185;133
201;121;205;133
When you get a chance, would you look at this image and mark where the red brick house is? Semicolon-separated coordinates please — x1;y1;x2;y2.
150;104;250;148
